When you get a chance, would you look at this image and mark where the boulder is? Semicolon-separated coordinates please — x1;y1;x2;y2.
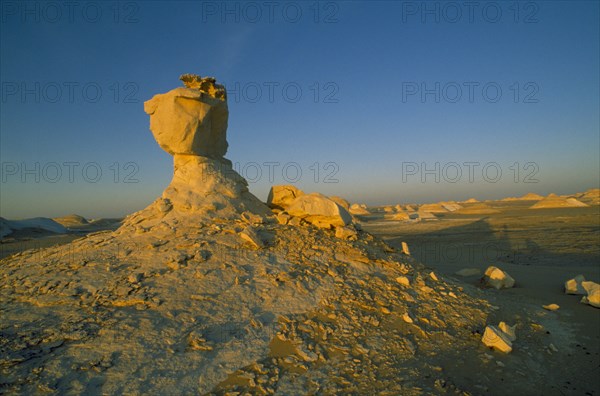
349;203;370;215
565;275;587;295
267;185;304;210
581;281;600;308
330;196;350;210
498;322;516;341
144;75;228;157
482;325;513;353
483;266;515;289
286;193;352;229
391;211;410;221
335;225;358;240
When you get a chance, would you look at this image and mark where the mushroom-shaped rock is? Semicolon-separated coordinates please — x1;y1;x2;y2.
267;185;304;210
286;193;353;229
483;266;515;289
144;75;228;157
122;75;271;221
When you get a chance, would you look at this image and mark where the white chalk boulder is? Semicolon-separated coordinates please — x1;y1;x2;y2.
565;275;587;295
144;75;228;157
267;185;304;210
286;193;353;229
482;324;514;353
483;266;515;289
581;281;600;308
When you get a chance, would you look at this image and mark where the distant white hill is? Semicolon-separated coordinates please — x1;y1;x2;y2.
0;217;67;238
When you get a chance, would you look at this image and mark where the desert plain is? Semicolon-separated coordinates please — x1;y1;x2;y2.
0;75;598;395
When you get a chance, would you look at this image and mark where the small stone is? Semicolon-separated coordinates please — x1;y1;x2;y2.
239;226;264;249
429;272;439;281
401;242;410;255
402;313;414;323
581;281;600;308
498;322;516;341
565;275;587;295
542;303;560;311
396;276;410;287
335;226;358;240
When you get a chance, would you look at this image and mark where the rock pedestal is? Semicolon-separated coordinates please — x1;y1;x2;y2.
126;75;270;222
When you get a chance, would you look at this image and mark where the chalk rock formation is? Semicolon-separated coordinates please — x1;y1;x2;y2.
267;185;304;210
145;75;228;157
482;323;515;353
483;266;515;289
127;74;269;222
349;203;370;215
581;281;600;308
565;275;587;295
286;193;353;229
330;196;351;210
530;194;588;209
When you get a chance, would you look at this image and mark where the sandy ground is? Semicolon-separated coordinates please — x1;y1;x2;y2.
361;202;600;394
0;220;122;260
1;203;598;394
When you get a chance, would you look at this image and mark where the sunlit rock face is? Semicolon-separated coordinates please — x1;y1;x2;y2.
130;75;269;220
144;74;228;157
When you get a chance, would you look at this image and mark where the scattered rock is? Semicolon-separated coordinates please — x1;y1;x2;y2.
335;226;358;240
482;325;513;353
542;304;560;311
286;193;353;229
483;266;515;289
267;185;304;210
581;281;600;308
349;203;370;215
429;272;439;282
396;276;410;287
239;226;264;249
401;242;410;256
498;322;516;341
276;212;291;225
565;275;587;295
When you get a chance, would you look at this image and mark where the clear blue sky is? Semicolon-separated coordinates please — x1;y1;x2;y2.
1;1;599;218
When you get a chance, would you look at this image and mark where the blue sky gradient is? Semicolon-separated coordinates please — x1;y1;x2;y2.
1;1;599;218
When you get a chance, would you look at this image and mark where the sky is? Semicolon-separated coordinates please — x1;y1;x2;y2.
1;0;599;219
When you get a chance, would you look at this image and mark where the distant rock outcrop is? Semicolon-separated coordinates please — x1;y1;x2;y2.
530;194;588;209
53;214;89;227
0;217;67;238
455;203;500;215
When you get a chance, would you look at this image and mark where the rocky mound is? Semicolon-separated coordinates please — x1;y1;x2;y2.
0;75;572;395
0;217;67;238
454;203;501;215
575;188;600;206
418;203;448;213
501;192;544;202
530;194;588;209
53;214;89;228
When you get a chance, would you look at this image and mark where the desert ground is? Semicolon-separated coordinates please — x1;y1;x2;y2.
1;76;598;395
